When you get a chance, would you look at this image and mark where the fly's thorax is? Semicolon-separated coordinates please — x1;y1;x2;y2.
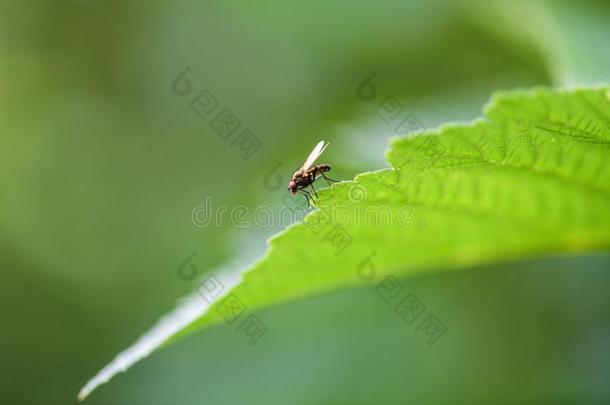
292;168;305;179
296;173;313;187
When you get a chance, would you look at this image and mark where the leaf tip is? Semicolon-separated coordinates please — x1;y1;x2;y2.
77;388;88;401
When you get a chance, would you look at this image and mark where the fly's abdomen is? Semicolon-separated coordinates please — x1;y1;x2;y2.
314;164;331;174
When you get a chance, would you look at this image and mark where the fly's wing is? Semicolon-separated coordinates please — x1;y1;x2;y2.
302;140;328;171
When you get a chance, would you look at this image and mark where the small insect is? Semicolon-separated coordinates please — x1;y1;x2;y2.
288;140;340;204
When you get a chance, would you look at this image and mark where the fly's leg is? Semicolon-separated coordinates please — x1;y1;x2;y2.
309;181;320;199
321;173;341;184
298;189;313;206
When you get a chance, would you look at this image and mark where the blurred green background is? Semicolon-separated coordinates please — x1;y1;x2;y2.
1;0;609;404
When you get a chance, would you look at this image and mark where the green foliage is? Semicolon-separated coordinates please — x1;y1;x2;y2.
184;87;610;336
80;86;610;399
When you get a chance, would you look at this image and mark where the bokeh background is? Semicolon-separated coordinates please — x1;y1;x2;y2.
2;1;610;404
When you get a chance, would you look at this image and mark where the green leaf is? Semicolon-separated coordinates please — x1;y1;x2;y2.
79;86;610;399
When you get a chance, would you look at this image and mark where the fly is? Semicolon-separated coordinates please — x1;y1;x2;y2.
288;140;340;204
